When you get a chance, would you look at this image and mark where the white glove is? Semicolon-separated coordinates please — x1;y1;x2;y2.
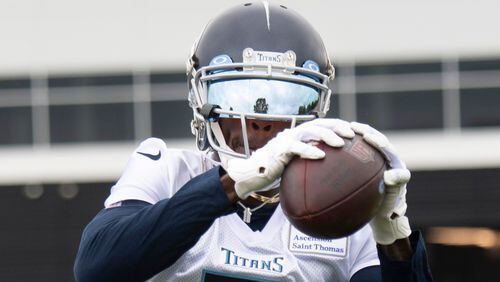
227;119;355;199
350;121;412;245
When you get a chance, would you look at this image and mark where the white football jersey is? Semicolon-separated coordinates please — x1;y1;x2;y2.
105;138;380;282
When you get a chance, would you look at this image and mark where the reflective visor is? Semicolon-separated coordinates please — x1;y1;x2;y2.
207;78;320;116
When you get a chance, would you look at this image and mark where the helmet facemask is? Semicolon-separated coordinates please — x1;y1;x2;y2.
188;48;334;169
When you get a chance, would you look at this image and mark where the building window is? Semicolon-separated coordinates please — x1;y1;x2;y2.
151;101;193;139
355;61;441;76
459;58;500;72
460;88;500;127
0;107;32;144
50;103;134;142
48;74;133;88
150;73;185;84
357;90;443;130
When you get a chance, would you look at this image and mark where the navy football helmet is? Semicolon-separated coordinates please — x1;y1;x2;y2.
187;1;335;166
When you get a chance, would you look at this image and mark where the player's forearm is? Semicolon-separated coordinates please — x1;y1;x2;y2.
378;237;413;261
220;173;239;203
376;231;434;282
74;166;237;282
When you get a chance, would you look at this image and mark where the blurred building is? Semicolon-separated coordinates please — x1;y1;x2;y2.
0;1;499;281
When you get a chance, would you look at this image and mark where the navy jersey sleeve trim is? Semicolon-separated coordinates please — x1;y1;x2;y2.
74;166;237;282
377;231;434;282
350;265;381;282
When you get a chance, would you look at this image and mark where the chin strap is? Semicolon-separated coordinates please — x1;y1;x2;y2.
248;192;280;204
238;192;280;223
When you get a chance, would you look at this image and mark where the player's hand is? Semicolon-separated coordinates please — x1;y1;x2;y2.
227;119;355;200
350;121;412;245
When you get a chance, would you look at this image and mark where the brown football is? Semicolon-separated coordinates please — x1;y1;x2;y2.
280;134;386;239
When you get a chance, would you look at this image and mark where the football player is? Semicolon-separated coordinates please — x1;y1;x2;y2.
74;2;433;281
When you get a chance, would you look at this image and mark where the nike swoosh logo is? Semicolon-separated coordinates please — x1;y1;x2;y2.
137;151;161;161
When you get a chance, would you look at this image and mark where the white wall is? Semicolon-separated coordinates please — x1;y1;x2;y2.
1;0;500;75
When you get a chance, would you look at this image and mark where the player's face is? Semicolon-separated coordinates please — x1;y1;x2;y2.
218;118;291;154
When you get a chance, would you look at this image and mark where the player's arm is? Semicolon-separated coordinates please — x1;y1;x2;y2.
350;231;432;282
74;166;237;282
376;231;433;281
